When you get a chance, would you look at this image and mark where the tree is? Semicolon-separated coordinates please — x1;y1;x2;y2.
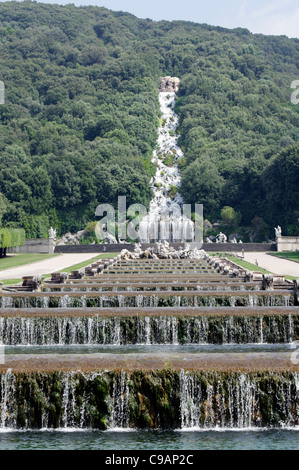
221;206;242;227
262;143;299;232
181;159;225;216
0;192;7;227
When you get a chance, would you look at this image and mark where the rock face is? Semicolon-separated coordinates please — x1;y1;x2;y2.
58;231;82;245
159;76;180;92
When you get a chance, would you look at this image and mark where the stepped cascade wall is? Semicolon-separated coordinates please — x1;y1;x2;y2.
0;251;298;430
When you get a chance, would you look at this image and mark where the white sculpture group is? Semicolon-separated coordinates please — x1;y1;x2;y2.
216;232;227;243
48;227;57;239
206;233;243;244
119;241;206;260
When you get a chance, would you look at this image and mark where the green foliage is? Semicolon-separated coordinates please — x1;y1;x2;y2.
162;154;175;167
0;2;161;237
221;206;242;227
174;35;299;227
177;157;186;170
261;143;299;235
0;192;7;226
0;228;25;248
167;185;178;199
0;2;298;237
181;159;225;215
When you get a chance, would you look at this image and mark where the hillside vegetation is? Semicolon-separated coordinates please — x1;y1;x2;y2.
0;2;298;240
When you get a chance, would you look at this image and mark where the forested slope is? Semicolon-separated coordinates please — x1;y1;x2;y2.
0;2;298;239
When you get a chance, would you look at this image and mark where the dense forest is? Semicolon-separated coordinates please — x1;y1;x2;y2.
0;2;298;241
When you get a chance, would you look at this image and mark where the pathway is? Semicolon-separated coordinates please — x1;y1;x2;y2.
0;253;101;281
238;252;299;277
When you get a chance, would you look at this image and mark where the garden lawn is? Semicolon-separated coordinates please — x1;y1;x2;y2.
269;252;299;263
0;253;59;271
42;253;119;279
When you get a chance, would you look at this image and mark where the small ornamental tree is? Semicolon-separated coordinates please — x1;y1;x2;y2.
0;228;25;257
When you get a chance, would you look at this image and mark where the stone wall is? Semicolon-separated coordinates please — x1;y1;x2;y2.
277;236;299;252
55;243;276;254
8;238;55;254
203;243;277;252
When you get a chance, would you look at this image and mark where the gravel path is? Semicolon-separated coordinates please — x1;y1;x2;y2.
238;252;299;277
0;253;101;281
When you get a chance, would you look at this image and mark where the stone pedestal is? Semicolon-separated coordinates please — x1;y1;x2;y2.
276;236;299;252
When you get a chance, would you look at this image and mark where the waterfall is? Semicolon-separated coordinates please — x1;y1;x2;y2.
0;314;296;346
288;314;294;343
109;372;130;429
0;370;298;430
144;317;151;345
0;291;294;309
259;317;264;344
139;83;194;243
62;373;77;428
179;370;299;429
180;370;202;428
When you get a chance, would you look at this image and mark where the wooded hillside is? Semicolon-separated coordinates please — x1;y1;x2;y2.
0;2;298;240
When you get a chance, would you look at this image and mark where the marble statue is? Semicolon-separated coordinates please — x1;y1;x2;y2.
275;226;282;238
216;232;227;243
49;227;57;239
134;243;142;255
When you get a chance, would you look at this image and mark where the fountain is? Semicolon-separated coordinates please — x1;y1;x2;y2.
0;82;298;446
139;78;194;243
0;251;298;433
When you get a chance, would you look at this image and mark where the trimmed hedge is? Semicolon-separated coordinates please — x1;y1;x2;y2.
0;228;25;248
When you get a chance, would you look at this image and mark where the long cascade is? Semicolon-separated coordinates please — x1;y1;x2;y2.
139;77;194;243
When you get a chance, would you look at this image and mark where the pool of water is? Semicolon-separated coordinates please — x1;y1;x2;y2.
4;343;293;355
0;429;298;450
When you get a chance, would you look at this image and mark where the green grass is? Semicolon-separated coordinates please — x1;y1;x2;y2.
225;255;272;275
1;278;22;286
0;253;59;271
1;253;119;285
269;252;299;263
57;253;117;273
223;255;297;281
42;253;119;279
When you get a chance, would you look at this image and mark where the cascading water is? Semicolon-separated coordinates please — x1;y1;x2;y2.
109;372;130;429
0;369;16;429
0;370;298;430
179;370;299;429
0;314;297;345
0;292;295;309
139;78;194;243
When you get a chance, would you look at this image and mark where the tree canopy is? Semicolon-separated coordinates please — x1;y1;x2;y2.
0;2;298;239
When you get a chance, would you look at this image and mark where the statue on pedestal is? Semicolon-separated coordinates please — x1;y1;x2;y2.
49;227;57;239
274;226;282;239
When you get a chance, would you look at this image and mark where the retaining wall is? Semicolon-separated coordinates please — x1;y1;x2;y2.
8;238;55;254
54;243;277;254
